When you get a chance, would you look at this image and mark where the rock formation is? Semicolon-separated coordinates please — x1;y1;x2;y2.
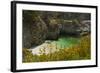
23;10;91;48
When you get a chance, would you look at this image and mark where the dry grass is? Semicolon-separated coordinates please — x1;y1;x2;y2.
23;35;91;63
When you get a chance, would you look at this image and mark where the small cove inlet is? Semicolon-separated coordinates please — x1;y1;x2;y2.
29;36;80;55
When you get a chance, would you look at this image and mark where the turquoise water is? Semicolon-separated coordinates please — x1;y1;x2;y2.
30;36;81;55
52;36;80;49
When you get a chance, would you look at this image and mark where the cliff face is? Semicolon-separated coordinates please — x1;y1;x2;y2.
23;10;91;48
23;19;90;48
60;20;91;36
23;18;61;48
60;20;80;35
23;12;48;48
46;19;61;40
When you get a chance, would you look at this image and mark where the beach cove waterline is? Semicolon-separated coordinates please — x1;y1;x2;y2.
30;36;80;55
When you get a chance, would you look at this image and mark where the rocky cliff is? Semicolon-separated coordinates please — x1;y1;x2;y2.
23;10;91;48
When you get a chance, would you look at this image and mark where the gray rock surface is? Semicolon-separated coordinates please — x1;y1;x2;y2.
22;11;91;49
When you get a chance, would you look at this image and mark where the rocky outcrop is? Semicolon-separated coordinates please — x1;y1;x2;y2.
23;18;61;48
23;19;90;48
23;11;91;49
60;20;81;36
80;20;91;32
23;15;48;48
46;19;61;40
60;20;91;36
80;20;91;35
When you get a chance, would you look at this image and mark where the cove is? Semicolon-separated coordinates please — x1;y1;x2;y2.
30;36;81;55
